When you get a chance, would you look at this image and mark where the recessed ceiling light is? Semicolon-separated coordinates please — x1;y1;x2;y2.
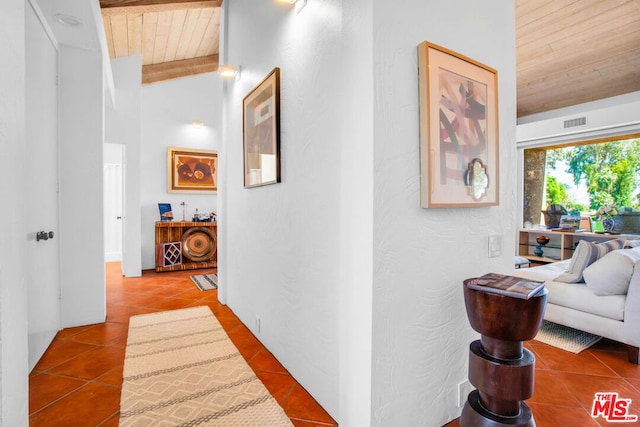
54;14;84;28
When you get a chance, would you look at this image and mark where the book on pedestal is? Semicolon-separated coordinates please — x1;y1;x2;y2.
467;273;545;300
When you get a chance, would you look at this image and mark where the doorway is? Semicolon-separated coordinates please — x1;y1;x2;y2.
104;143;125;264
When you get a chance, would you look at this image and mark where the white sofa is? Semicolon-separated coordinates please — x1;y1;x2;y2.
514;244;640;364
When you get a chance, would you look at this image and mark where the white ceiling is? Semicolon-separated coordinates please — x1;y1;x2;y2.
32;0;102;51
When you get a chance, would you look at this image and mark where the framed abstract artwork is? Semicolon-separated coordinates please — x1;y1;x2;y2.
243;67;281;188
418;41;499;208
167;147;218;193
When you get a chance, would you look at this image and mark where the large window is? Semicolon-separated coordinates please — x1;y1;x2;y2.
523;136;640;232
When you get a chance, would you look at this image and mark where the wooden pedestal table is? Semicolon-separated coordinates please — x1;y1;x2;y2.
460;280;547;427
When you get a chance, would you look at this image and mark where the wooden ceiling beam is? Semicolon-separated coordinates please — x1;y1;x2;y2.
100;0;221;8
101;1;219;16
142;54;219;85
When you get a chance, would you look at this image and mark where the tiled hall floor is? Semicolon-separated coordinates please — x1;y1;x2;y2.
444;340;640;426
29;262;338;426
28;262;640;426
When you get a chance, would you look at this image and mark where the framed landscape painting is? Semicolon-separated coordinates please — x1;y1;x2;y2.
418;41;499;208
243;67;281;188
167;147;218;193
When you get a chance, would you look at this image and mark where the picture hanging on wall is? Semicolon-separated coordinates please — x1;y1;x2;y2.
243;67;281;188
167;147;218;193
417;41;499;208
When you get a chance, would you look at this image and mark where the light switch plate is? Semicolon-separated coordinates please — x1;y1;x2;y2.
488;235;502;258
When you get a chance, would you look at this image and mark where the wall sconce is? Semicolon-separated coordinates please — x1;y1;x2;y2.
191;120;204;129
278;0;307;13
218;65;240;80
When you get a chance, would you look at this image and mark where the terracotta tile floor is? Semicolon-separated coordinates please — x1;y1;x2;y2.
29;263;338;426
30;263;640;426
444;339;640;426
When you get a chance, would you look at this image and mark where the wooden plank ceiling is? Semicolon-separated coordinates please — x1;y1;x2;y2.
100;0;222;84
101;0;640;118
516;0;640;117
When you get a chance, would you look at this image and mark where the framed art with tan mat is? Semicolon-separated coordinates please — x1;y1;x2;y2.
243;67;281;188
417;41;499;208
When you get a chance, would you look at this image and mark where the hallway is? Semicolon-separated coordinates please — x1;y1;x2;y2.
28;262;640;426
29;263;337;426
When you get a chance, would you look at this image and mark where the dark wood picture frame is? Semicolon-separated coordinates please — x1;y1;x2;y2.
243;67;281;188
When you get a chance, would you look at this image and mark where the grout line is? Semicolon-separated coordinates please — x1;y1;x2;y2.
289;417;338;426
279;382;297;407
29;380;90;416
96;410;120;426
32;345;101;373
588;349;628;378
247;348;264;364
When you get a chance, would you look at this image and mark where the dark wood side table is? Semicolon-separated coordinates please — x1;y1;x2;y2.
460;279;547;427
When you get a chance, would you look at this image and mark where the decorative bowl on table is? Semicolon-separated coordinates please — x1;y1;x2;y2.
535;236;550;245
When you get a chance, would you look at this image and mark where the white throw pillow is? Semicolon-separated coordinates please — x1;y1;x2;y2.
625;238;640;248
583;247;640;296
555;238;625;283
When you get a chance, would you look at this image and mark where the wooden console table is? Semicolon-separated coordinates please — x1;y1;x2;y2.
518;229;638;264
155;221;217;272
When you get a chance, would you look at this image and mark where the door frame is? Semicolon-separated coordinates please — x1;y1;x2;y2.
26;0;62;371
104;143;125;264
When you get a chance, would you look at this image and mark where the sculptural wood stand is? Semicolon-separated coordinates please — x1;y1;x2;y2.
460;279;547;427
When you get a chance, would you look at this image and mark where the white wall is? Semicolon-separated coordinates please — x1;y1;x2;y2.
140;73;222;270
516;91;640;147
0;1;29;424
222;0;344;418
338;0;374;425
0;1;110;420
370;2;517;425
223;1;516;425
59;45;107;327
106;56;143;277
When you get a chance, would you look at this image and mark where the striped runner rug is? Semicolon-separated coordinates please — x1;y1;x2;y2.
119;306;292;426
190;273;218;291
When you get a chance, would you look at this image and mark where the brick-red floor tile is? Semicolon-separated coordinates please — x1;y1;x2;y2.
28;263;337;426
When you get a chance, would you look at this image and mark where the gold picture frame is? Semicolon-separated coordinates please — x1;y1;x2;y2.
418;41;499;208
243;67;281;188
167;147;218;193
